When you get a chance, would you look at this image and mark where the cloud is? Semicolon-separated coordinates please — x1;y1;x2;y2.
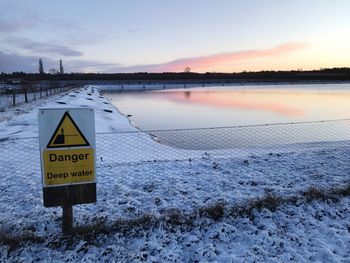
0;1;41;33
128;28;140;33
0;51;119;73
123;42;309;72
0;1;106;46
0;51;53;73
0;16;37;33
0;42;309;73
43;18;107;46
4;37;83;57
65;60;123;73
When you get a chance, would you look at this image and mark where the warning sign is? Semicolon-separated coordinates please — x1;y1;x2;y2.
38;108;96;207
43;148;95;186
47;112;90;148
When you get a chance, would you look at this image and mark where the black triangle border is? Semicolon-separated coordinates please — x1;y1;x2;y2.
47;111;90;148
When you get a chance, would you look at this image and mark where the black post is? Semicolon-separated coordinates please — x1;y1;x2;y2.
24;89;28;103
62;205;73;234
40;87;42;98
12;90;16;106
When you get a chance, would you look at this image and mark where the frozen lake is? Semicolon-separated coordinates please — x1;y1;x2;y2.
103;84;350;149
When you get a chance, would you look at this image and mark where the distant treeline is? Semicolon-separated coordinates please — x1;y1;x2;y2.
1;68;350;83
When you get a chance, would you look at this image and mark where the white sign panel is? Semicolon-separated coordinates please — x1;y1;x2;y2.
38;108;96;188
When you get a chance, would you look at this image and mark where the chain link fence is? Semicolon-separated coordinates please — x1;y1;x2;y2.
1;118;350;232
1;119;350;177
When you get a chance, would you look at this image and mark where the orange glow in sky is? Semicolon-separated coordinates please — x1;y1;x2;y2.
1;1;350;73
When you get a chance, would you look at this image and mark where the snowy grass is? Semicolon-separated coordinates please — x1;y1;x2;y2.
2;85;350;261
0;231;44;252
2;182;350;248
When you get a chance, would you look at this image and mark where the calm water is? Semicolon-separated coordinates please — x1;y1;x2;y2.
103;84;350;149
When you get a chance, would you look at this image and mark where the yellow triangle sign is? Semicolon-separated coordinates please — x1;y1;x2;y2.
47;112;90;148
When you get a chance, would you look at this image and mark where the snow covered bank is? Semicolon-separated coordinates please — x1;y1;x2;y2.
2;194;350;262
1;85;350;262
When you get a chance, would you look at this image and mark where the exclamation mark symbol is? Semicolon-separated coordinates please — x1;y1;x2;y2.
53;128;65;145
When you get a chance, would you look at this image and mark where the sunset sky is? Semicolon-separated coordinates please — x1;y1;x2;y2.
1;0;349;73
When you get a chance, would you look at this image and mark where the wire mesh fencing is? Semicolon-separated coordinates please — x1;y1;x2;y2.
96;119;350;164
1;119;350;177
1;118;350;222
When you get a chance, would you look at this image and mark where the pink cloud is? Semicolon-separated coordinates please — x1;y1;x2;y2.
125;41;308;72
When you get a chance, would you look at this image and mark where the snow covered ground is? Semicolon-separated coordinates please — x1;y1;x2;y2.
1;85;350;262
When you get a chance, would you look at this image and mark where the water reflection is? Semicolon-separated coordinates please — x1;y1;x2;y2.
104;85;350;130
162;90;305;117
103;85;350;149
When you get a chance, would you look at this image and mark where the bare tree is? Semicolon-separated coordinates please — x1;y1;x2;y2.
184;67;191;73
49;68;59;74
59;59;64;74
39;58;44;74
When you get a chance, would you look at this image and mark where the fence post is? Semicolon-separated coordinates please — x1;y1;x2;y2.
12;90;16;106
40;87;42;98
46;88;48;97
24;89;28;103
62;205;73;234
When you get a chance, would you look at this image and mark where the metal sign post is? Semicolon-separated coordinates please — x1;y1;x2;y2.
38;108;96;234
